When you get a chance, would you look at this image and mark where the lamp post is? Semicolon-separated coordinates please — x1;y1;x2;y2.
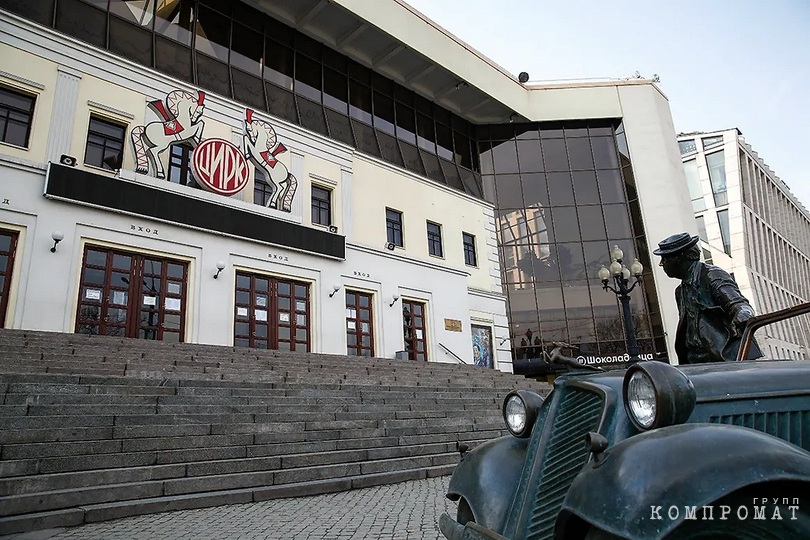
597;245;645;364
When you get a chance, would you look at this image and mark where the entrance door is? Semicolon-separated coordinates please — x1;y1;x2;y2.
345;290;374;356
75;246;188;341
0;230;19;327
402;299;427;361
233;272;310;351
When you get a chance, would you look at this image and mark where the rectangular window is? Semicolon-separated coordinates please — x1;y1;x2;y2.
311;185;331;226
0;86;36;148
386;208;403;247
462;232;477;267
427;222;443;257
695;215;708;243
702;135;723;150
717;209;731;256
167;144;196;187
84;117;126;170
678;139;696;155
253;169;273;207
705;151;728;206
682;159;706;212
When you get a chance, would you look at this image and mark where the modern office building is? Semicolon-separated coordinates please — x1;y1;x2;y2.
678;129;810;359
0;0;695;372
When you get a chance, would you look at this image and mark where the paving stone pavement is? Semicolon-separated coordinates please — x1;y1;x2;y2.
5;476;458;540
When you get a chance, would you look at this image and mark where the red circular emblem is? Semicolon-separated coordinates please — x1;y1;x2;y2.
191;138;250;196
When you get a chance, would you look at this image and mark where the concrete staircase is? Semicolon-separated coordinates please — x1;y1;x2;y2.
0;329;550;535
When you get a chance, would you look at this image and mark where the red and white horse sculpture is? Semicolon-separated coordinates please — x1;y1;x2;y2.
131;90;206;179
243;109;298;212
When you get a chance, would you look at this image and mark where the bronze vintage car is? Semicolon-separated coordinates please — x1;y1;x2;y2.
440;303;810;540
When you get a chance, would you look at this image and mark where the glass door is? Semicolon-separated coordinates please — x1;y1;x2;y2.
0;230;19;327
75;246;188;341
345;290;374;356
234;272;310;351
402;299;427;361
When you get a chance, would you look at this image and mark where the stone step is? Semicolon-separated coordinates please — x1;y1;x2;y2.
0;452;460;517
0;465;456;536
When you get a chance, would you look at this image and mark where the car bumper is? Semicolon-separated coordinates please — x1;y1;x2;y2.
439;514;510;540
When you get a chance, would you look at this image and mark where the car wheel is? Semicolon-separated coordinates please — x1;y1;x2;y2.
666;485;809;540
457;497;475;526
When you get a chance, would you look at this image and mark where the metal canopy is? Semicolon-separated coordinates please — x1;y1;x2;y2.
247;0;519;124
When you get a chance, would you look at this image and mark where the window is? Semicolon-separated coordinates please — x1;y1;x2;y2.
427;222;443;257
681;159;705;212
717;209;731;256
253;169;273;207
706;151;728;206
702;135;723;150
311;185;331;226
84;117;126;170
386;209;403;247
678;139;696;155
695;215;708;243
463;232;477;267
167;144;196;187
0;86;36;148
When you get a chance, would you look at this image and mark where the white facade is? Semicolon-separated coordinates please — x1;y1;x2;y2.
678;129;810;359
0;0;695;369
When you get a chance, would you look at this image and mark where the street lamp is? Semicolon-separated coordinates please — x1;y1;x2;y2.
597;245;644;363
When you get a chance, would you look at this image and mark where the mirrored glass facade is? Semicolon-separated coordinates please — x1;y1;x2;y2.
479;122;665;368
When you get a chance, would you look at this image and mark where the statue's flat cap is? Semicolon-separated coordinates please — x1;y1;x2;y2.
653;232;699;256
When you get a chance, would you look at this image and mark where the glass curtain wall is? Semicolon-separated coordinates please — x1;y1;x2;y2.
479;121;665;368
7;0;484;198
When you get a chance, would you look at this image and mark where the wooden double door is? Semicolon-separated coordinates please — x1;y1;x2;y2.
402;299;428;361
0;230;18;327
233;272;311;351
75;246;188;341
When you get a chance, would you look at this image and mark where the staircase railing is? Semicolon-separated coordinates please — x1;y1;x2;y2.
439;342;469;365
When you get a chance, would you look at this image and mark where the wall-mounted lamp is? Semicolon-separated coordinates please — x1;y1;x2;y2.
389;294;400;307
50;231;64;253
509;113;519;123
329;283;342;298
213;260;226;279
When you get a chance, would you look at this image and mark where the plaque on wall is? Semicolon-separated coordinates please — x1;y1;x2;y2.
444;319;462;332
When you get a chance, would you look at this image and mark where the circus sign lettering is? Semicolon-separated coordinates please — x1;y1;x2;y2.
191;138;250;196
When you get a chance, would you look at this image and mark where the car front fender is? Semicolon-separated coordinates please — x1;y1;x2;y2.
446;435;528;533
556;423;810;540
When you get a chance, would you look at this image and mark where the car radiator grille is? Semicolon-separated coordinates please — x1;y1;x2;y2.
524;388;603;540
709;410;810;450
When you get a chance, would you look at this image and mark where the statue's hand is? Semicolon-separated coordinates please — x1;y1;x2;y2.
731;305;755;335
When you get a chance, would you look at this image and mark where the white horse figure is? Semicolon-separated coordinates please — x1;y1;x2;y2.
243;109;298;212
131;90;206;179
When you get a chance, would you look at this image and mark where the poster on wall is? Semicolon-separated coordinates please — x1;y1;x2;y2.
471;325;494;369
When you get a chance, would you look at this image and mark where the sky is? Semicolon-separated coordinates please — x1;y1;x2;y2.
403;0;810;209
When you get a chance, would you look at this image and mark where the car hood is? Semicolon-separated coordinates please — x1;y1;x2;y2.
563;360;810;401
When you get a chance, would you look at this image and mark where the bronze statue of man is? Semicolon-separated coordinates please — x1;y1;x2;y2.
654;232;763;364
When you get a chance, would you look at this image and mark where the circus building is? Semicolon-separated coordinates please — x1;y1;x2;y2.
0;0;695;372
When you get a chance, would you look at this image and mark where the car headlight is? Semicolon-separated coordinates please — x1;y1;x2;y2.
622;361;696;431
503;390;544;438
626;370;656;429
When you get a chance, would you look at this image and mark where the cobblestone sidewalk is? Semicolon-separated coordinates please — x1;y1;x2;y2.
6;476;457;540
